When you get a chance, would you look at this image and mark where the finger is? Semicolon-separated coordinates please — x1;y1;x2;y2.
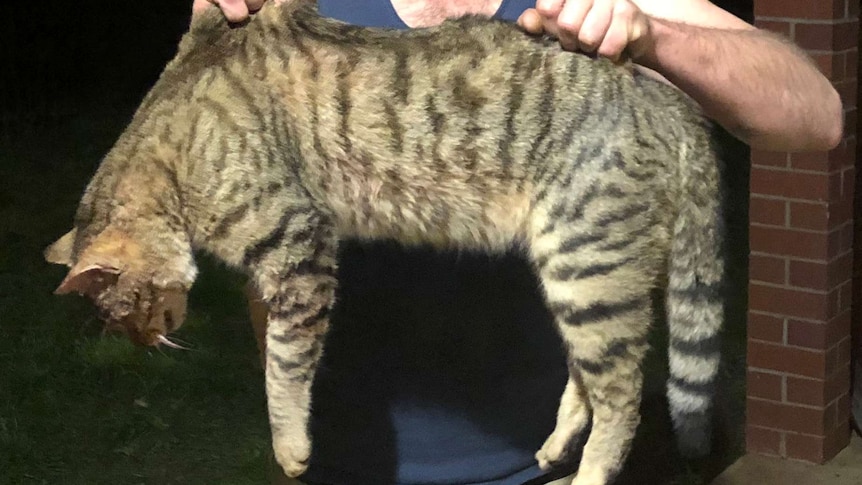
554;1;592;51
192;0;216;15
214;0;250;22
596;13;629;62
600;2;648;62
557;0;593;34
578;0;613;53
536;0;566;18
246;0;266;12
518;9;546;34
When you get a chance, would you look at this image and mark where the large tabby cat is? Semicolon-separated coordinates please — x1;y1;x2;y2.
45;1;724;483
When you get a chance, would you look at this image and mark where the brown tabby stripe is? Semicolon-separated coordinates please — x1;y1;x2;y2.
336;59;353;152
551;255;639;281
598;225;652;252
498;53;526;178
574;337;646;374
382;100;404;153
221;69;269;129
559;298;646;327
393;46;411;105
208;204;250;241
525;58;556;164
670;333;722;357
242;206;312;266
595;202;651;226
425;94;446;174
557;232;607;255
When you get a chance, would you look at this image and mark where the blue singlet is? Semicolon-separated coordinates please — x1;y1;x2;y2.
303;2;569;485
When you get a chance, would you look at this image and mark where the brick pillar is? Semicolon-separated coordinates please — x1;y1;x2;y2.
747;0;858;463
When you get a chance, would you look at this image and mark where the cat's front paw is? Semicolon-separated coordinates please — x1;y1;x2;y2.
273;433;311;478
536;431;573;470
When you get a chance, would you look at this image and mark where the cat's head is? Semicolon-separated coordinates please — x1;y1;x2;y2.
45;227;193;348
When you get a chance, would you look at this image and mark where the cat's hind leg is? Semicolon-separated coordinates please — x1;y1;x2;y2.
535;370;591;470
530;207;656;485
253;220;339;478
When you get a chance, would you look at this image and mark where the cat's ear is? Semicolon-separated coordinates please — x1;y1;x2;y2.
55;263;120;297
44;229;78;267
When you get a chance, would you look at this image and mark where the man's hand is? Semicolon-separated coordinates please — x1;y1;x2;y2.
192;0;266;23
518;0;652;62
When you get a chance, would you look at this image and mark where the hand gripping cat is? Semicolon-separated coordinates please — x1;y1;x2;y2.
45;1;725;483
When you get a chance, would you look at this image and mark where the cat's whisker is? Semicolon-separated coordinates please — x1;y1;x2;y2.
156;334;191;351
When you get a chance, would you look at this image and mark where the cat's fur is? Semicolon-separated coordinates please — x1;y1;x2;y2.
45;1;724;484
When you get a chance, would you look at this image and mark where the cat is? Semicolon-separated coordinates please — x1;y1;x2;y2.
44;1;725;484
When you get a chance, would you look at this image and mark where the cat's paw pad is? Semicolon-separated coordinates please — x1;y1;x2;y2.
273;435;311;478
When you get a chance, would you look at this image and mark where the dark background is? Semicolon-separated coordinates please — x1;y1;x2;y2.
0;1;752;484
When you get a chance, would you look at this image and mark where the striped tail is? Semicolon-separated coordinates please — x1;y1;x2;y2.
665;135;725;457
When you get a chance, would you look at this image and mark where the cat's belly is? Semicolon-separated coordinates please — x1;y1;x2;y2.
327;187;533;252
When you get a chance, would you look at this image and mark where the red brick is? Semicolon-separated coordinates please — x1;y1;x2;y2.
750;166;837;201
749;283;830;320
748;370;784;401
842;166;855;198
827;198;854;228
844;110;857;144
791;141;857;172
789;151;832;172
837;336;853;366
787;376;826;405
754;0;844;19
836;79;858;108
838;279;853;312
826;419;852;459
789;201;829;230
747;398;827;434
811;52;847;81
826;365;852;403
829;312;853;348
754;19;792;36
750;197;787;226
786;312;852;351
751;254;788;284
786;433;829;462
749;312;786;343
847;53;858;82
795;20;859;52
750;226;833;259
746;425;783;455
839;222;854;251
788;260;828;289
787;320;829;349
786;420;853;463
830;251;854;284
751;149;789;168
835;393;852;424
748;340;828;378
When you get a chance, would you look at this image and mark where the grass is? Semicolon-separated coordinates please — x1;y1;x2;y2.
0;103;273;485
0;30;750;484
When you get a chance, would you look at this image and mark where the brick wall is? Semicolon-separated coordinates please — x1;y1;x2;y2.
747;0;858;463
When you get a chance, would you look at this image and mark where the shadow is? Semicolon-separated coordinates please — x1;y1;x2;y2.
303;241;569;484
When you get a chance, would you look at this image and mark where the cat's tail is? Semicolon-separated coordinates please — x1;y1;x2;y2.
665;130;725;458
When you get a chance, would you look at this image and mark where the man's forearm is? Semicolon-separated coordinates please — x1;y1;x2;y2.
637;18;843;152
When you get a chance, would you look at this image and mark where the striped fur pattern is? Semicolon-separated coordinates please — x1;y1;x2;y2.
45;1;725;483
